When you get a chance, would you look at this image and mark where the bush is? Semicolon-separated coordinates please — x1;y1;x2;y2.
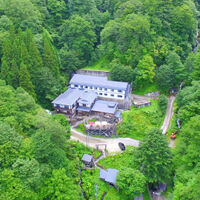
158;95;168;114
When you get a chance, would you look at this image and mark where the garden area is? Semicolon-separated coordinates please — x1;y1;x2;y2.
81;146;151;200
117;99;166;140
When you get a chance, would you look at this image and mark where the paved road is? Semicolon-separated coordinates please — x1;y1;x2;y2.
70;95;176;152
71;128;139;152
161;96;176;135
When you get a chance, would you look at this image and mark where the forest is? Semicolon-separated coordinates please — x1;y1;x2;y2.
0;0;199;199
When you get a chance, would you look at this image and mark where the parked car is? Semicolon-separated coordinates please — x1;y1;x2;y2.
118;142;126;151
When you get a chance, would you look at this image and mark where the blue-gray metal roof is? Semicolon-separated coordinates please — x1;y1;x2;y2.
91;100;118;114
52;88;84;106
82;154;93;163
105;169;119;185
100;169;107;180
78;91;98;105
70;74;128;90
77;107;91;112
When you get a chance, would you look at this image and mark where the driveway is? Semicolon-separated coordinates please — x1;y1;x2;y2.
71;128;139;152
161;96;176;135
70;95;176;152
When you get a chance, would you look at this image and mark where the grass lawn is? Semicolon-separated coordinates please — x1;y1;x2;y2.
83;58;111;71
117;99;165;140
133;83;159;96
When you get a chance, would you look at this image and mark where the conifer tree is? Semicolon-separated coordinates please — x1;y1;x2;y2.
8;60;19;88
19;62;36;98
43;34;60;77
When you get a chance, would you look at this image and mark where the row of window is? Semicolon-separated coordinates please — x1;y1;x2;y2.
73;84;123;93
98;93;123;98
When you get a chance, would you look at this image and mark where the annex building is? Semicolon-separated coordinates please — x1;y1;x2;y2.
52;74;131;117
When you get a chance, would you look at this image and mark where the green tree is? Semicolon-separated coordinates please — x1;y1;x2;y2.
60;15;96;65
156;65;174;92
40;168;82;200
0;169;38;200
166;51;186;85
43;33;60;77
110;60;134;82
12;158;42;190
158;95;168;114
136;55;155;87
117;167;146;198
134;128;172;184
191;52;200;81
19;62;36;98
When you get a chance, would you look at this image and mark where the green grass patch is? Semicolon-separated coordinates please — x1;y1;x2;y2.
133;83;159;96
83;58;111;71
98;146;135;169
117;99;164;140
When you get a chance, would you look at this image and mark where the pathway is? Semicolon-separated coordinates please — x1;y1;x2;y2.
71;128;139;153
161;96;176;135
70;95;176;152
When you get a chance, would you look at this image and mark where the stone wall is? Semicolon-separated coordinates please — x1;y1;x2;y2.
76;69;110;77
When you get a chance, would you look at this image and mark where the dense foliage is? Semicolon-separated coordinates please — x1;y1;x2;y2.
0;0;199;199
0;82;84;200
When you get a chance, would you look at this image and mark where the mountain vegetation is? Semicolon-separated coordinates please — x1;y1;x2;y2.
0;0;200;199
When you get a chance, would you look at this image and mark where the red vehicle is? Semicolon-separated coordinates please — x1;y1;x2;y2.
170;131;178;140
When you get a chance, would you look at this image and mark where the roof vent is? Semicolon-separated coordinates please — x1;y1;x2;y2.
108;102;116;108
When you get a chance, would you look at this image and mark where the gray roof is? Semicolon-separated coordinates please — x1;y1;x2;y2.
70;74;128;90
78;91;98;105
100;168;119;185
134;194;143;200
52;88;83;106
82;154;93;163
52;89;98;107
91;100;118;114
105;169;119;185
100;169;107;180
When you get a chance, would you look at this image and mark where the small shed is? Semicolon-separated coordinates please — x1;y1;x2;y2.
158;183;167;192
134;194;143;200
133;100;151;108
100;168;119;187
81;154;94;167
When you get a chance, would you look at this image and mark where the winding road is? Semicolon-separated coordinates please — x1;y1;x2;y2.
70;95;176;152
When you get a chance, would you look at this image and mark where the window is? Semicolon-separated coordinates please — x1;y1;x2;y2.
90;86;93;89
104;93;108;96
85;86;88;88
104;88;107;91
75;85;78;87
99;93;102;95
56;104;60;107
111;89;114;92
99;88;102;90
117;95;123;98
111;94;114;97
94;87;97;90
64;105;69;109
118;90;122;92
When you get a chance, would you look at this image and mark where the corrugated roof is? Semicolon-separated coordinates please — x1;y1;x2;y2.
82;154;93;163
105;169;119;185
52;88;83;106
78;91;98;105
91;100;118;114
100;169;107;180
70;74;128;90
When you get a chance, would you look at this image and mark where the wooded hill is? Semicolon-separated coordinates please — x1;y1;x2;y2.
0;0;200;199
